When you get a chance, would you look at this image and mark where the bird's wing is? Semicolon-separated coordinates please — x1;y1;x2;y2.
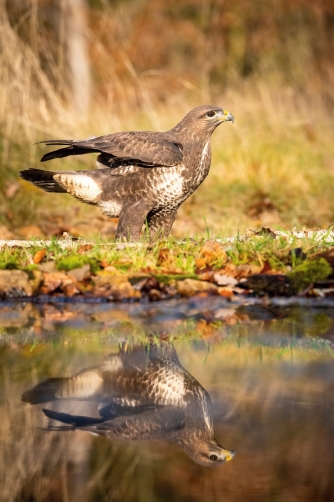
40;132;183;167
43;405;184;440
81;131;183;167
87;406;185;440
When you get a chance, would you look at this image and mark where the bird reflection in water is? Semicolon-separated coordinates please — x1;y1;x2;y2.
22;343;235;467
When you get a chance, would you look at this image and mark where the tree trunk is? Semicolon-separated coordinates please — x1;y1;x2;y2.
65;0;91;115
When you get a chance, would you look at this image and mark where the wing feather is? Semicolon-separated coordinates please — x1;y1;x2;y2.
78;132;183;167
40;132;183;167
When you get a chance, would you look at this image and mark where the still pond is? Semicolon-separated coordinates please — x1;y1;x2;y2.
0;297;333;502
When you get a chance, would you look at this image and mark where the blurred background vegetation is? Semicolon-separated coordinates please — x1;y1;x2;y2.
1;0;334;239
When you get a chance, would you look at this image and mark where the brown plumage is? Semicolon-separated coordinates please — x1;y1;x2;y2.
22;343;236;467
20;105;234;240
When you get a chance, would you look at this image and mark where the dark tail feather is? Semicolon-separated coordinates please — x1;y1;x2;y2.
36;139;98;162
37;140;74;146
41;147;98;162
43;408;104;428
41;147;76;162
19;168;66;193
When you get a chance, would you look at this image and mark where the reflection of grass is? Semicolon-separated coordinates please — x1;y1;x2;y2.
1;308;333;363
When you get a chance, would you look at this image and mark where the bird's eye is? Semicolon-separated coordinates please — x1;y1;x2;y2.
209;454;219;461
206;111;216;118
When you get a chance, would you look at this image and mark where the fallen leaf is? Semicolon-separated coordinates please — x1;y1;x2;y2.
78;244;93;254
234;264;263;279
62;283;80;297
215;263;237;276
157;248;177;269
100;260;111;268
195;240;227;270
33;249;46;264
42;272;73;294
196;271;213;282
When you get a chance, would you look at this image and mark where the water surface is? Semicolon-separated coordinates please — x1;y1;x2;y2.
0;298;333;502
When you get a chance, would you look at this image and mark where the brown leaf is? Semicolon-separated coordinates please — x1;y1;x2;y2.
157;248;176;269
260;260;272;273
78;244;93;254
33;249;46;264
195;240;227;270
62;283;80;297
42;272;73;294
197;271;214;282
216;263;237;276
234;264;263;280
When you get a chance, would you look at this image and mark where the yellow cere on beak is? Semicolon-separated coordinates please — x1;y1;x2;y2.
220;110;234;123
224;449;236;462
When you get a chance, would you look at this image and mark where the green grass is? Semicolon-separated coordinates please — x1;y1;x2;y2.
0;232;333;281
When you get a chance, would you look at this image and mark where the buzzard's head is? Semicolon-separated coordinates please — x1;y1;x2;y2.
171;105;234;142
176;434;236;467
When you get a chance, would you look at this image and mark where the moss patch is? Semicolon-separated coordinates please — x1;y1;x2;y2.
56;255;100;274
287;258;332;292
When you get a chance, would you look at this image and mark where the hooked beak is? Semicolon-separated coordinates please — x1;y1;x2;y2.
223;448;237;462
220;110;234;123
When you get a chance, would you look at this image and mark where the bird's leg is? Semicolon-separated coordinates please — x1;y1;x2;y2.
146;208;178;240
116;203;150;241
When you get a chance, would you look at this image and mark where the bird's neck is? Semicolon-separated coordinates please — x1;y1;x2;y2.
169;124;212;144
182;140;212;189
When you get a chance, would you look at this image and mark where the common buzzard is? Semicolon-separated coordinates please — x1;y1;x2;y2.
20;105;234;240
22;343;236;467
